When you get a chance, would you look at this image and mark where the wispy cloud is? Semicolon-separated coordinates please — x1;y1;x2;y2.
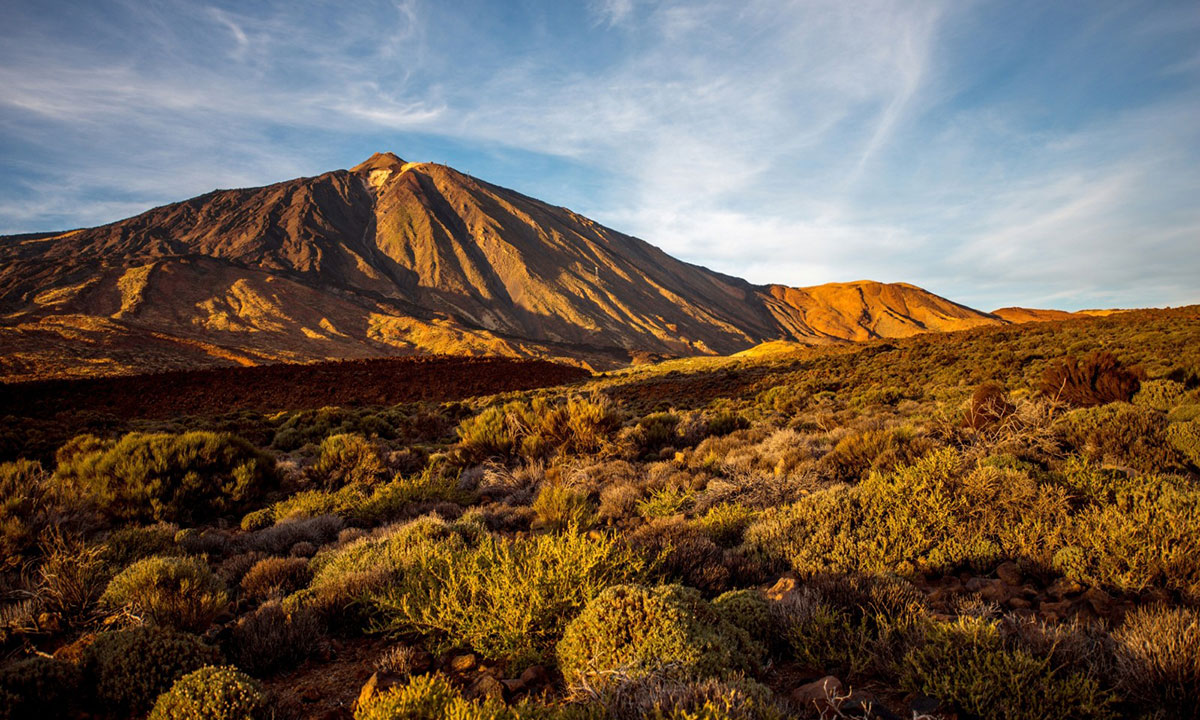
1;0;1197;311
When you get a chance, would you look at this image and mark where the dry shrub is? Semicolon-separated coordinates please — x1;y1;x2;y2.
229;600;323;676
1113;605;1200;717
101;555;229;632
817;425;934;483
37;531;108;626
240;556;312;601
312;433;386;489
1039;352;1142;407
598;482;642;522
627;518;729;593
964;381;1016;431
532;475;595;530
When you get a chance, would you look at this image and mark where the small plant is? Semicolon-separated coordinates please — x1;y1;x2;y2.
533;477;595;530
964;381;1016;430
149;665;267;720
229;600;323;675
101;555;229;631
374;644;425;676
637;487;694;518
0;460;53;571
83;625;222;715
1038;352;1142;407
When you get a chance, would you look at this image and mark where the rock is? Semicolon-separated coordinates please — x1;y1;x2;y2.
300;686;322;703
1040;599;1073;622
1082;588;1113;616
1047;577;1084;599
996;562;1022;586
502;678;525;694
519;665;548;687
767;574;801;602
473;674;507;700
909;693;942;715
792;676;843;717
449;652;478;673
355;673;379;712
975;578;1010;604
1006;596;1032;610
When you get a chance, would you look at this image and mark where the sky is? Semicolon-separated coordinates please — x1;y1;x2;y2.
1;0;1198;311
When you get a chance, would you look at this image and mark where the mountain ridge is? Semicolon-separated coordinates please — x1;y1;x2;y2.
0;152;1041;382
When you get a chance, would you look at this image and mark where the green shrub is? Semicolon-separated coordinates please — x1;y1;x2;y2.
100;523;181;571
1057;403;1185;473
366;528;649;665
627;519;729;593
101;555;229;631
557;584;764;691
454;396;620;464
1039;352;1142;407
240;507;275;531
313;433;386;489
1134;378;1187;411
149;665;266;720
817;426;933;483
355;672;604;720
637;413;681;454
83;626;222;714
0;656;81;720
712;589;773;641
637;487;694;518
901;616;1113;720
533;477;595;530
744;449;1068;577
1166;419;1200;467
53;431;277;524
271;464;465;525
1113;605;1200;718
695;503;755;547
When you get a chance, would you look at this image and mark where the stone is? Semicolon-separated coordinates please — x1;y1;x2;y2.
355;673;379;712
1082;588;1113;616
473;674;507;700
996;562;1022;586
449;652;478;673
767;573;801;602
519;665;549;687
1006;596;1032;610
909;693;942;715
502;678;525;694
1040;599;1073;622
792;676;843;717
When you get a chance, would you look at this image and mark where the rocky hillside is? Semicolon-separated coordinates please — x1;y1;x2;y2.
0;152;1011;381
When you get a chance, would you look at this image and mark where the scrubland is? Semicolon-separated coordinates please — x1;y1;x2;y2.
2;306;1199;720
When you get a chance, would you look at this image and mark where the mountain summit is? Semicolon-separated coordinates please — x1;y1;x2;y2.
0;153;1007;381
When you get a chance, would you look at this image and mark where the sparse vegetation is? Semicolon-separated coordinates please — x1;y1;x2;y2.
2;307;1199;719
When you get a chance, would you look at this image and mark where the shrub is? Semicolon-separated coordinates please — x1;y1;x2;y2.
229;600;323;676
53;431;277;524
313;433;386;489
100;523;180;571
627;519;729;593
0;460;53;570
454;396;621;464
964;382;1016;430
557;584;764;691
1167;419;1200;467
1112;605;1200;718
817;426;934;483
637;487;694;519
355;672;603;720
101;555;229;631
1056;403;1184;473
1134;379;1187;412
712;589;773;641
240;556;312;601
1038;352;1141;407
0;655;81;720
533;477;596;531
149;665;266;720
695;503;755;547
901;616;1113;720
367;528;649;665
637;413;681;454
83;626;222;714
36;531;109;625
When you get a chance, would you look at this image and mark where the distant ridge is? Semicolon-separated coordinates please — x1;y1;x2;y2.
1;152;1026;382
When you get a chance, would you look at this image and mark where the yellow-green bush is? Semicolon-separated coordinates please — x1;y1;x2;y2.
454;396;619;464
817;425;935;483
149;665;266;720
695;503;755;547
533;477;595;530
355;672;603;720
313;433;387;489
366;528;648;665
271;464;465;524
52;431;277;524
99;522;180;571
712;589;773;642
901;616;1113;720
1166;419;1200;467
0;460;52;571
1056;403;1185;474
556;584;764;691
101;555;229;632
743;449;1068;577
82;626;222;715
637;486;694;518
0;656;81;720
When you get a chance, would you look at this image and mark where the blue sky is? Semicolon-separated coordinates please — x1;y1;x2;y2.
1;0;1198;311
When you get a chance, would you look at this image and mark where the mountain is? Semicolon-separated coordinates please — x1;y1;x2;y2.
0;152;1011;382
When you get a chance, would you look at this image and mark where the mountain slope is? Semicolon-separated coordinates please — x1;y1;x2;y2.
0;152;1008;381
